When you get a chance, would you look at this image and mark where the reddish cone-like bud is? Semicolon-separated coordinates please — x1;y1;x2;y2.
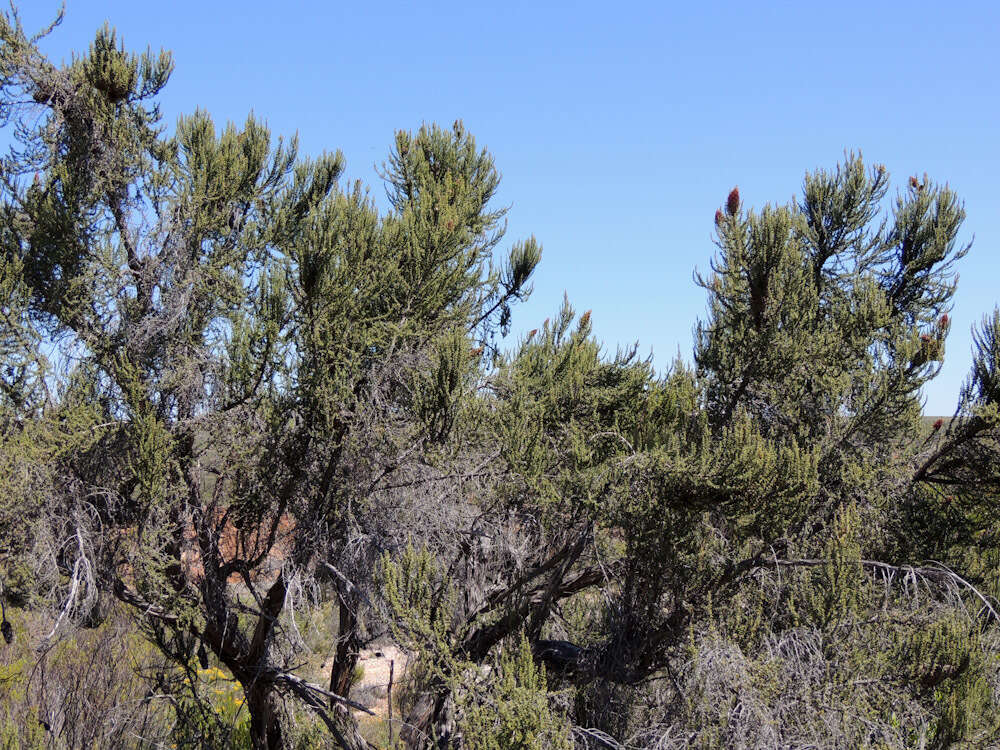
910;176;919;189
726;187;740;216
715;209;724;226
579;310;592;328
527;328;537;340
932;418;943;431
920;333;931;342
940;314;949;327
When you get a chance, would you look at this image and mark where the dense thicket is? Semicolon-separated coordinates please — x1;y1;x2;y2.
3;7;1000;749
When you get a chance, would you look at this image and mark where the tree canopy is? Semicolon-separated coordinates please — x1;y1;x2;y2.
3;7;1000;749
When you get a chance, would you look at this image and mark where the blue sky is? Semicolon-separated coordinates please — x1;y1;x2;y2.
20;0;999;415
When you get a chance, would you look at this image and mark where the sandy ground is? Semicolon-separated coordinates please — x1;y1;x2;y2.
323;645;410;717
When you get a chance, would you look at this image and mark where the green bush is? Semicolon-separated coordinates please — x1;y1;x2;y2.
458;637;572;750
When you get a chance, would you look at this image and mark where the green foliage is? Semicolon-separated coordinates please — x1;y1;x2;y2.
173;666;252;749
3;6;1000;748
803;503;865;628
0;559;35;607
892;615;998;748
458;636;572;750
0;708;47;750
0;253;46;413
0;607;178;748
960;308;1000;416
697;154;967;452
0;7;543;746
414;329;478;443
382;551;571;748
381;544;455;674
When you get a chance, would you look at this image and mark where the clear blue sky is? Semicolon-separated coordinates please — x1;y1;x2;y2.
21;0;999;415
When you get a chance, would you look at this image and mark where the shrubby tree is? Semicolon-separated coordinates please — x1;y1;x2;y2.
0;7;538;748
377;158;1000;746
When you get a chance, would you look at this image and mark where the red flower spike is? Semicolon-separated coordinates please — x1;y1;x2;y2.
920;334;931;342
932;418;943;431
910;176;919;189
726;187;740;216
715;209;724;226
940;314;949;327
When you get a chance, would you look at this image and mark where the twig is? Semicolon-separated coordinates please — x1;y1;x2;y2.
763;558;999;622
388;659;395;748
